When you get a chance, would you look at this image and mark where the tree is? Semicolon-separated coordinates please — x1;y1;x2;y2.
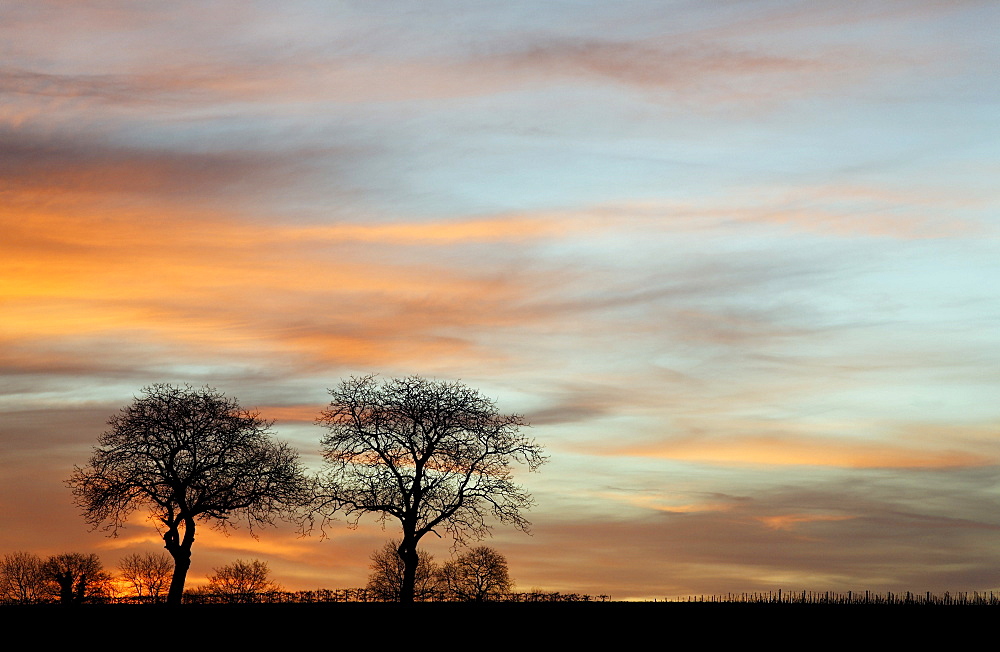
205;559;279;603
68;384;308;605
440;546;511;602
366;539;441;602
41;553;112;605
309;375;546;603
119;552;172;601
0;551;45;604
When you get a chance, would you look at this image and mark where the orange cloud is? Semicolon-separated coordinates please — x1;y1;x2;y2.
619;494;741;515
606;435;992;470
254;405;325;424
0;40;845;109
2;206;580;375
756;513;855;531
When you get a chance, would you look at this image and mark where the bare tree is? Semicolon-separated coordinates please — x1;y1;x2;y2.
366;539;441;602
440;546;511;602
69;384;308;605
119;552;172;601
0;551;45;604
308;375;546;603
41;553;112;605
205;559;279;603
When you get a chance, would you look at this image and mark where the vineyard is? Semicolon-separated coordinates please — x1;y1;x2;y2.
675;589;1000;606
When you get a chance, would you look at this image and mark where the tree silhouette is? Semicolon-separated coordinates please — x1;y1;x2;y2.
119;552;172;601
0;551;45;604
69;384;308;605
41;553;111;605
440;546;511;602
308;375;546;603
366;539;441;601
205;559;279;603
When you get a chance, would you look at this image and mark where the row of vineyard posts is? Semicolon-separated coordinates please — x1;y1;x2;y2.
679;589;1000;606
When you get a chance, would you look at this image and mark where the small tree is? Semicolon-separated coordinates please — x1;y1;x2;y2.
440;546;511;602
366;539;441;602
309;375;546;603
69;384;308;604
0;551;45;604
205;559;279;603
119;552;172;601
41;553;112;605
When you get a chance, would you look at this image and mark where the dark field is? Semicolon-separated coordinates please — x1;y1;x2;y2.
6;602;993;642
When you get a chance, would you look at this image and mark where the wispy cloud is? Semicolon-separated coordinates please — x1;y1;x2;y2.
3;0;999;598
603;434;993;469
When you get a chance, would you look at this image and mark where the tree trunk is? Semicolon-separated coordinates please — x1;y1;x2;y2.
74;575;88;604
164;518;196;605
397;537;418;604
166;549;191;605
55;572;74;605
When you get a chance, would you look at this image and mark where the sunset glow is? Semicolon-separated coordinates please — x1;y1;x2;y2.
3;0;1000;600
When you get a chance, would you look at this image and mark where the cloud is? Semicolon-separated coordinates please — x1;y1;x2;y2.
0;68;179;104
253;405;325;424
3;0;998;601
2;199;832;367
756;513;855;532
0;4;891;113
525;381;648;425
519;464;1000;597
1;209;573;385
0;125;328;209
600;434;993;470
491;38;837;99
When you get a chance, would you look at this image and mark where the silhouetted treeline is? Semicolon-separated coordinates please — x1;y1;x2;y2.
3;549;600;605
12;582;1000;606
1;588;600;606
193;588;598;605
677;589;1000;606
182;588;600;604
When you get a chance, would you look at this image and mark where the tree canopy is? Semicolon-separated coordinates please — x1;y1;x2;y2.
0;551;45;604
205;559;280;603
69;384;307;604
366;539;441;602
119;552;172;601
309;375;545;602
440;546;511;602
41;553;111;605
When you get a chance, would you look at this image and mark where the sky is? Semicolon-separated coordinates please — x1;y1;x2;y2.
2;0;1000;600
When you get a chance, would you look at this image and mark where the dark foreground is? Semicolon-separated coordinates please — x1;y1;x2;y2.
7;602;992;642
